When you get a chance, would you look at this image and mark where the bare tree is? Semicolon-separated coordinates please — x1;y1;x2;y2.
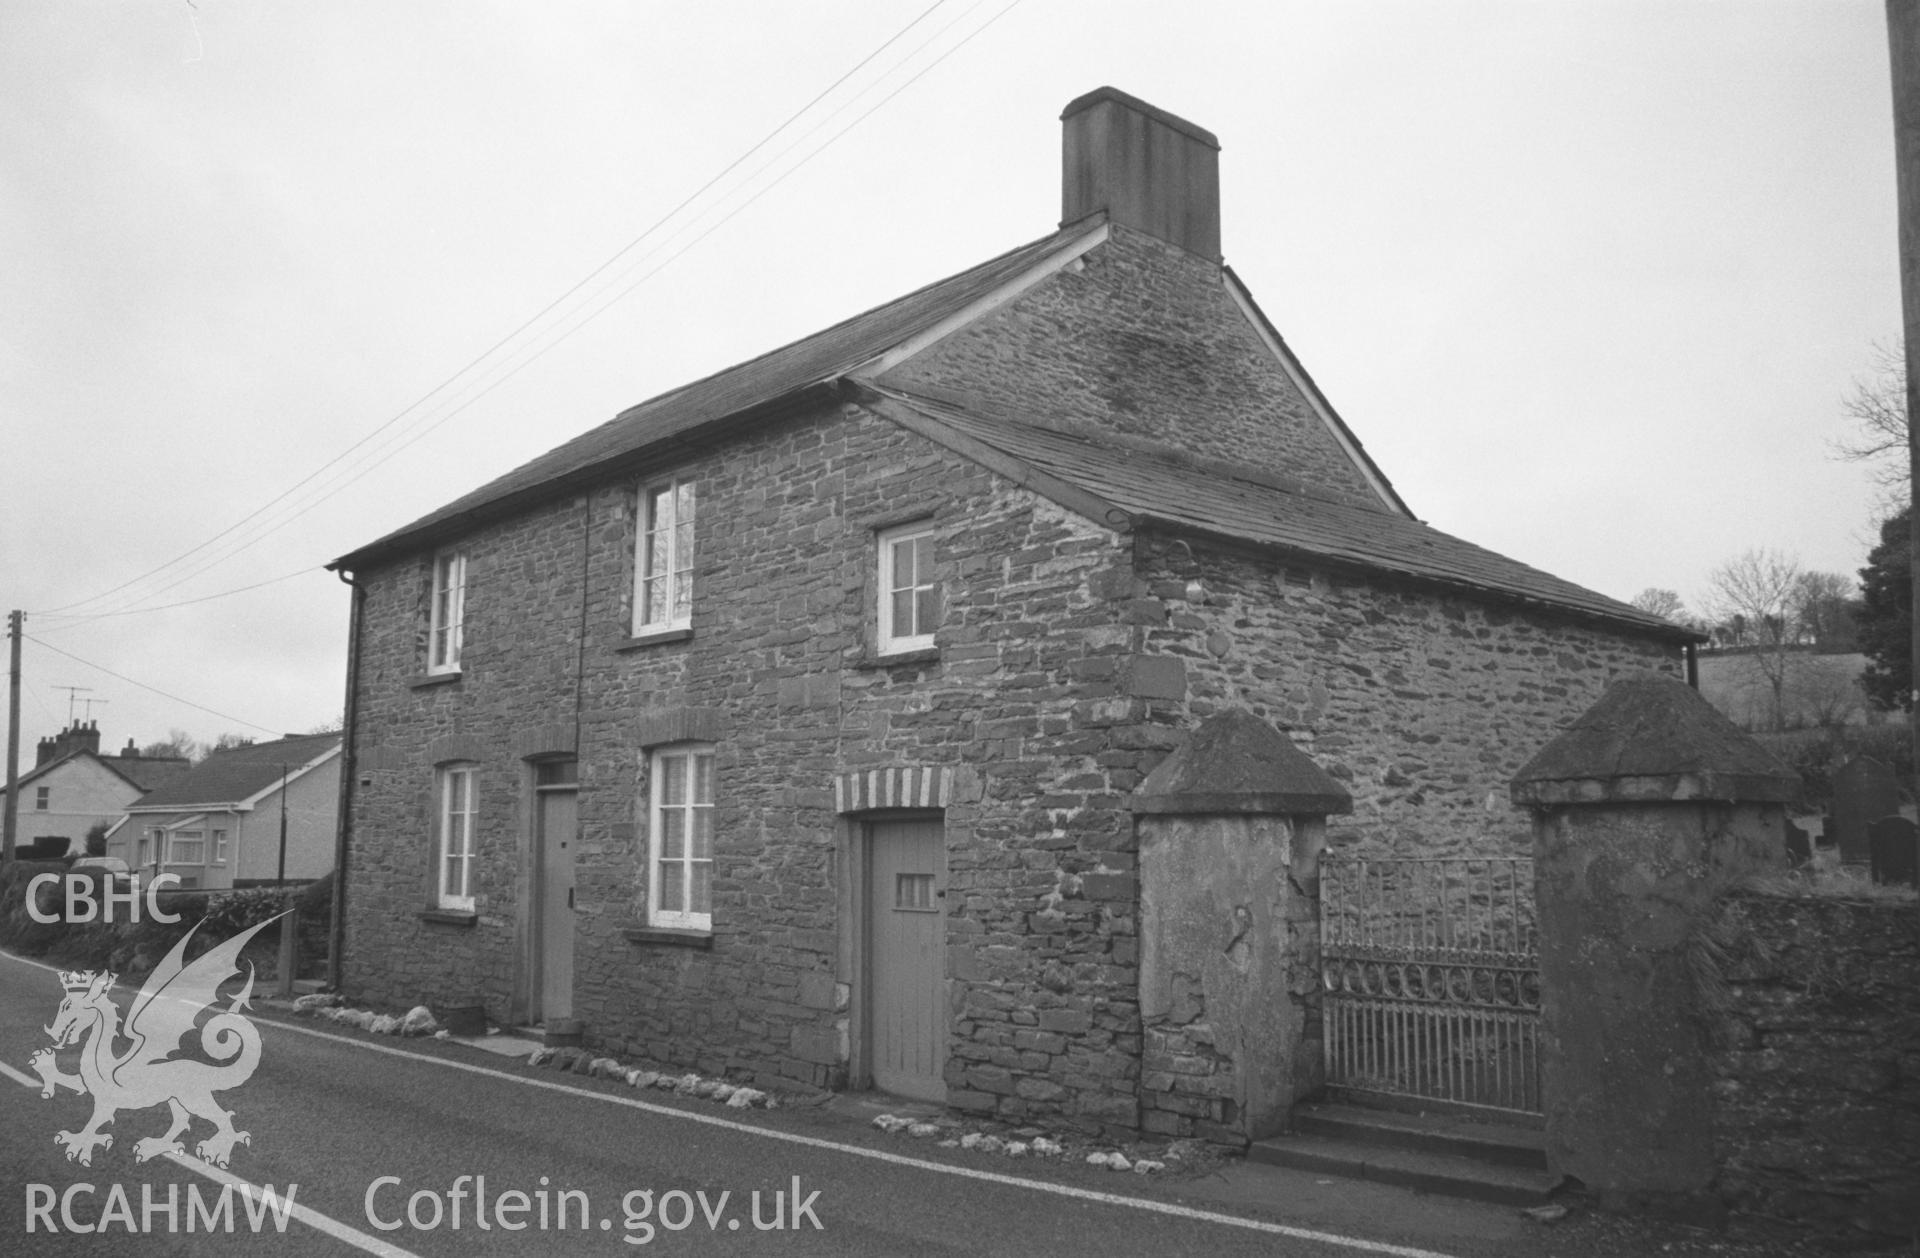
1630;588;1689;622
1702;549;1806;731
141;728;202;762
1792;571;1858;649
1831;340;1909;505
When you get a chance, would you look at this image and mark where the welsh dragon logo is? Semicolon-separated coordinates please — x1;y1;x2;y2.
28;914;282;1168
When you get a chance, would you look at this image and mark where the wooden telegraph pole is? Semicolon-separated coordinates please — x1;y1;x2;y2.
1891;4;1920;819
4;611;21;862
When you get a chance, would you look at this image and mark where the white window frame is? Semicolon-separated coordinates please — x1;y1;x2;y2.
647;744;714;931
429;550;468;674
635;478;695;633
436;764;478;912
876;520;939;655
212;829;229;864
168;829;206;865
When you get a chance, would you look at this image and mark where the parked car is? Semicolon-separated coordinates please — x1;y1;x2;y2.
68;855;133;886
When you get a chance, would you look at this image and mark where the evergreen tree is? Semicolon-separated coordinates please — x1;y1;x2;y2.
1857;507;1912;711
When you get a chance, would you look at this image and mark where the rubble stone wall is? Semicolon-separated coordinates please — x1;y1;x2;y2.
343;400;1166;1132
1133;532;1683;857
1708;890;1920;1241
880;225;1382;502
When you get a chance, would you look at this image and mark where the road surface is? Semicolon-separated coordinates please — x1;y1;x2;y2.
0;944;1549;1257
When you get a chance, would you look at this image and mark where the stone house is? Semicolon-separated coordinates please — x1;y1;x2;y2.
328;88;1695;1130
108;733;341;890
1;721;189;858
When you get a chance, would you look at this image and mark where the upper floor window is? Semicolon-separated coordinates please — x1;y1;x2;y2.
429;550;468;674
437;763;478;912
34;785;49;811
877;521;939;654
648;744;713;931
636;479;695;633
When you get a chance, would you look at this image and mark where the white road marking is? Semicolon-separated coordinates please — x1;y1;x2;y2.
2;953;419;1258
162;1148;421;1258
3;947;1461;1257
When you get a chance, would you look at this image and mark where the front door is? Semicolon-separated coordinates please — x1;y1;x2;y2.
866;817;945;1101
532;764;577;1024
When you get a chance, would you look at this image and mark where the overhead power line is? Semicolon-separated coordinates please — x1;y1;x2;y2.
26;636;281;736
32;0;1006;624
34;566;326;633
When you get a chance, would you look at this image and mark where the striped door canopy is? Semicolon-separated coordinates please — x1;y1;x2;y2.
834;766;952;814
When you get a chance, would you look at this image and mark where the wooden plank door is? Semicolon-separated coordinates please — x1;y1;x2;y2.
533;781;577;1023
867;817;945;1101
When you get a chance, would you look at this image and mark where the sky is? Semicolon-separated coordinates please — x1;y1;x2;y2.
0;0;1902;775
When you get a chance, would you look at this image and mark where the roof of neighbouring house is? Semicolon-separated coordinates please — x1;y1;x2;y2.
873;390;1695;642
2;749;192;798
99;752;194;793
330;222;1107;571
128;734;342;812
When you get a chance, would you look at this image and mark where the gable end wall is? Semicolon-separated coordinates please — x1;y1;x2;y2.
880;225;1381;501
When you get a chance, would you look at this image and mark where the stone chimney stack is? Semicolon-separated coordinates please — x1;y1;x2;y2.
1061;87;1221;263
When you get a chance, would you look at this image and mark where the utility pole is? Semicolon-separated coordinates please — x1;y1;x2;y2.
277;764;289;886
277;763;294;997
4;611;21;861
1891;2;1920;825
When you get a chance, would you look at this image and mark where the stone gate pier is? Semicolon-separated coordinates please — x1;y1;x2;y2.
1132;709;1350;1142
1510;671;1797;1222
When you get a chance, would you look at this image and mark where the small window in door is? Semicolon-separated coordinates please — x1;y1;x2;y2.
895;872;936;911
534;759;578;788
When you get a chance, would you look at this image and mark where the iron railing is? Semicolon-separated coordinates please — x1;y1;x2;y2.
1320;856;1542;1117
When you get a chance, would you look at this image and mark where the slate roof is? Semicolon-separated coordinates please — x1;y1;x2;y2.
100;754;193;794
325;213;1695;643
1;750;189;798
129;734;341;811
331;222;1104;571
880;392;1694;641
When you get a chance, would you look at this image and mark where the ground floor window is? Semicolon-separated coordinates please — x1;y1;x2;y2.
648;744;713;930
168;829;205;864
437;764;478;911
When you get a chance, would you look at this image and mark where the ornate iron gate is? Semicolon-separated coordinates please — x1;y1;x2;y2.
1320;856;1542;1117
